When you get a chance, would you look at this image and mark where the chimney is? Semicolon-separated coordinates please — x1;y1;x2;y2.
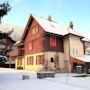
48;15;51;21
69;21;73;29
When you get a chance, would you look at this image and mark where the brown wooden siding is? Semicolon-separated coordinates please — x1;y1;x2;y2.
24;17;63;55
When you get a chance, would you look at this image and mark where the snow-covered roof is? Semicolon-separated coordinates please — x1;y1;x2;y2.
73;55;90;62
0;22;24;42
14;40;20;45
82;38;90;42
32;15;83;37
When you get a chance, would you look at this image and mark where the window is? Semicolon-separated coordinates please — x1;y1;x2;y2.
17;58;22;65
0;39;5;42
27;56;33;65
36;24;39;33
72;48;75;54
51;57;54;62
7;45;10;50
29;42;33;50
50;35;56;46
31;24;39;34
12;46;16;50
32;26;36;34
36;54;44;65
76;48;78;54
38;38;42;47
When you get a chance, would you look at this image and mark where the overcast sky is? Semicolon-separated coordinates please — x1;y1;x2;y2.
1;0;90;39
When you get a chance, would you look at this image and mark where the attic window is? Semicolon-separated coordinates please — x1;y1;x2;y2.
31;24;39;34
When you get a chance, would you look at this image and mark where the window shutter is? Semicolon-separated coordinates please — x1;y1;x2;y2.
21;58;22;65
36;56;38;65
38;38;42;47
50;35;56;46
32;56;33;65
36;24;39;32
17;59;19;65
42;54;44;65
26;43;28;50
27;57;28;65
32;41;33;49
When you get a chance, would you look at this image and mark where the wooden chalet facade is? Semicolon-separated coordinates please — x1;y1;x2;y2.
10;14;90;72
0;35;16;59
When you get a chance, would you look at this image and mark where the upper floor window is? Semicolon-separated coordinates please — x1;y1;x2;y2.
29;41;33;50
0;39;5;42
31;24;39;34
72;48;75;54
7;45;11;50
76;48;78;54
50;35;56;47
72;48;78;54
12;46;16;50
38;38;42;47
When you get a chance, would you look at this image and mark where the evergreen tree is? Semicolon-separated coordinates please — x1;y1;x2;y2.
0;2;11;23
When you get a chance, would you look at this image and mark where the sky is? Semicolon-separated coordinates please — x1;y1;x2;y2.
0;0;90;38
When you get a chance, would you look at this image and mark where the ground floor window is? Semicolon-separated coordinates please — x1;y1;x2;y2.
27;56;33;65
17;58;22;65
36;54;44;65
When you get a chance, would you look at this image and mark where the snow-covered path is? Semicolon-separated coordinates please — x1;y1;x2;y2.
0;68;90;90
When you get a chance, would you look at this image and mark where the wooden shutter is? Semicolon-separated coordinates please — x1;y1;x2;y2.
21;58;22;65
32;56;33;65
17;59;19;65
27;57;28;65
32;41;33;49
26;43;28;50
50;35;56;46
42;54;44;65
38;38;42;47
36;56;38;65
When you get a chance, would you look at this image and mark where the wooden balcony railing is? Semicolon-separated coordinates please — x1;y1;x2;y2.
10;49;24;57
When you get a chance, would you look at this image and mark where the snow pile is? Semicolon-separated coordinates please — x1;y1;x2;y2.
0;68;90;90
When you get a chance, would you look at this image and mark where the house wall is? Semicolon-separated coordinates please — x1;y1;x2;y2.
24;52;44;71
15;51;65;72
15;57;24;69
70;35;84;57
25;18;64;55
44;51;65;72
63;35;71;72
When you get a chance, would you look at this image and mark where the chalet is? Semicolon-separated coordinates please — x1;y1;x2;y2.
0;33;16;64
10;14;90;72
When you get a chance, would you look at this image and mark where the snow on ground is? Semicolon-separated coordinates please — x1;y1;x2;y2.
0;68;90;90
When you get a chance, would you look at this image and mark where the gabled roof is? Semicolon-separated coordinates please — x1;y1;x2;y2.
33;14;83;37
81;37;90;42
20;14;84;43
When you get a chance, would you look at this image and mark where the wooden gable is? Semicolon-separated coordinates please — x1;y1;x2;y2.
20;14;45;43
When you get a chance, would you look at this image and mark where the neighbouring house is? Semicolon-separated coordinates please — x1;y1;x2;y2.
0;33;16;66
10;14;90;72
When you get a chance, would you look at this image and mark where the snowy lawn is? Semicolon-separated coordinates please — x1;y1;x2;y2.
0;68;90;90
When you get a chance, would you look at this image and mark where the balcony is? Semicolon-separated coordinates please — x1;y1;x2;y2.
10;49;24;57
